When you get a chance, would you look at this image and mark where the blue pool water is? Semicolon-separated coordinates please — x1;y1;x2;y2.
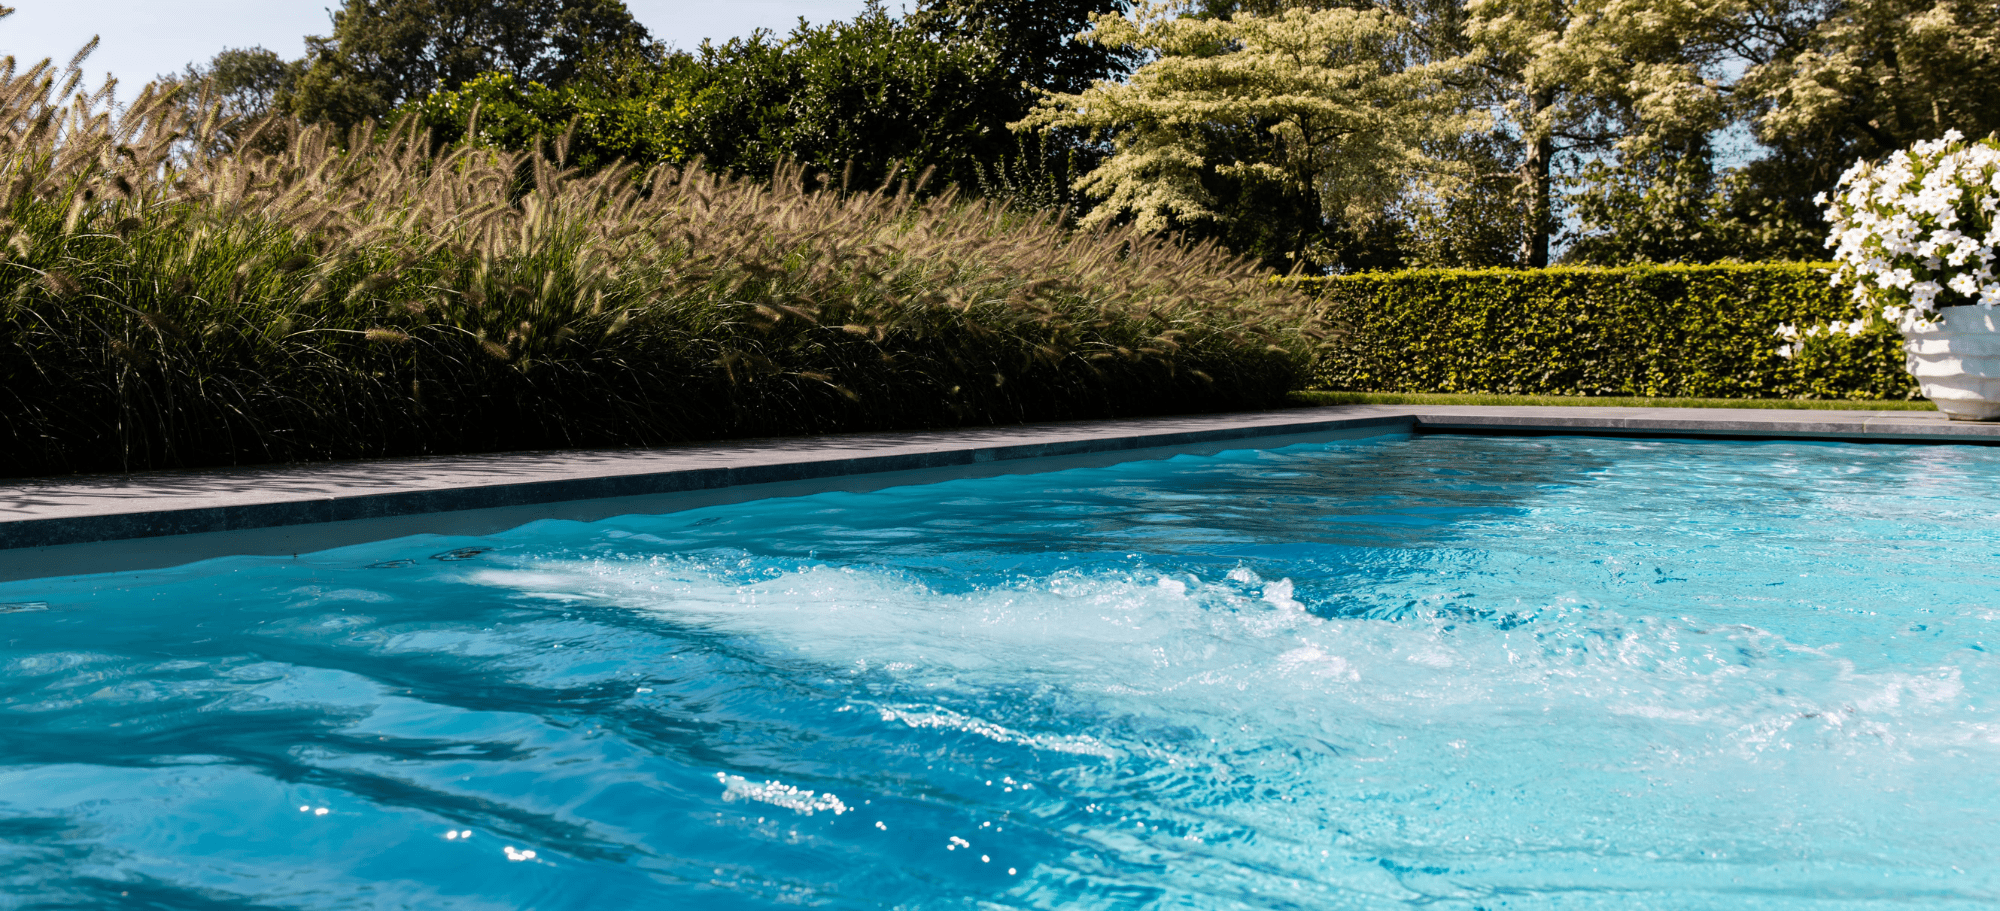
3;433;1999;909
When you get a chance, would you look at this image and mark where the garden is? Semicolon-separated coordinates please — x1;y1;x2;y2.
2;0;1997;473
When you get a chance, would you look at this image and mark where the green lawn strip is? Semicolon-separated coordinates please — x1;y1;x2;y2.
1290;391;1936;411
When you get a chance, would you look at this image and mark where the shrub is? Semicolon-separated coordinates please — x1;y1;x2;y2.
0;63;1317;477
400;7;1027;191
400;71;688;173
1301;263;1912;399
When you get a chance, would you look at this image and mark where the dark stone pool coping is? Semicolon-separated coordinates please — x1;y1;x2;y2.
1;404;1994;580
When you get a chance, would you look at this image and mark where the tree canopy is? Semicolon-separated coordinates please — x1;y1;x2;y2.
1014;2;1484;270
1016;0;2000;270
288;0;654;128
134;0;2000;272
909;0;1140;95
402;0;1128;196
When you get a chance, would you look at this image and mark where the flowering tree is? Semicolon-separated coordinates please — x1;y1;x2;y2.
1011;2;1480;269
1822;130;2000;328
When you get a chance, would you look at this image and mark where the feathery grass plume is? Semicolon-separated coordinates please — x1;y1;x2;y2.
0;42;1321;476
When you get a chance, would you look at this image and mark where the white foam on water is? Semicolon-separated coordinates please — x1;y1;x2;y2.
1260;578;1302;611
463;556;1998;774
869;703;1120;759
461;547;2000;902
468;555;1984;747
716;773;847;816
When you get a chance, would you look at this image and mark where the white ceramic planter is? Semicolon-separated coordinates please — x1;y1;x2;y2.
1904;307;2000;421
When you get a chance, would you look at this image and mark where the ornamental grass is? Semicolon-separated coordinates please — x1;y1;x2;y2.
0;56;1318;477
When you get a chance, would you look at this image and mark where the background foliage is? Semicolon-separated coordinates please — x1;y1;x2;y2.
1304;264;1913;398
1030;0;2000;271
287;0;653;129
391;0;1131;201
405;7;1015;191
158;0;2000;273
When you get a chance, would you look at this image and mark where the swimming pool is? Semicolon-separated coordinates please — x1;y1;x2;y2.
1;433;1996;909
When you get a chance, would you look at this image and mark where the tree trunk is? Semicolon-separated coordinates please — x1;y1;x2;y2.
1519;91;1556;268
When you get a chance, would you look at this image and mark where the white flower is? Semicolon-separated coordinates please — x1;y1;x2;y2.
1817;134;2000;336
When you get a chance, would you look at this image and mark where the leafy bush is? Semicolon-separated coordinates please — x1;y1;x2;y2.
1301;263;1912;399
0;64;1315;477
401;71;686;172
402;6;1034;191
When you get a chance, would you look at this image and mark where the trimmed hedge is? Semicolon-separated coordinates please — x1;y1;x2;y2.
1300;263;1914;399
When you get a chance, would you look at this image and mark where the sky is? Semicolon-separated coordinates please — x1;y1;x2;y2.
0;1;879;93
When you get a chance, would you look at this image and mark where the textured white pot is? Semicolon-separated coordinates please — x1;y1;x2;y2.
1904;307;2000;421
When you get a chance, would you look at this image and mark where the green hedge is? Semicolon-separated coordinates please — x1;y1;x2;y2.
1299;263;1914;399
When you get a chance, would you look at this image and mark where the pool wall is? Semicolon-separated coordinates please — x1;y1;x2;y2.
3;403;1997;583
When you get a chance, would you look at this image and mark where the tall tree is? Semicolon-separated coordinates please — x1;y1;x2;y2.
662;4;1018;188
288;0;654;128
1014;2;1481;271
399;3;1016;189
906;0;1140;216
1458;0;1654;267
1551;0;2000;263
1722;0;2000;259
158;49;299;131
908;0;1140;94
163;47;301;120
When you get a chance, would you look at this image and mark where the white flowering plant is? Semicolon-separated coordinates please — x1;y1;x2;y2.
1821;129;2000;325
1772;316;1874;360
1771;130;2000;372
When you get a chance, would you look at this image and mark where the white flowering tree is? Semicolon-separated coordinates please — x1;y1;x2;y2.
1010;2;1480;265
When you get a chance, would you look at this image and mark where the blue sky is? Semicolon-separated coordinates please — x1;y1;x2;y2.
2;1;881;93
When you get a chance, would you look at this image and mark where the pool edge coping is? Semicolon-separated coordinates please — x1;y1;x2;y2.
4;403;1998;561
0;410;1415;554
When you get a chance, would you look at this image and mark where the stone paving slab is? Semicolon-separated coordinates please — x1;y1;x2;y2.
3;404;1997;569
1403;405;2000;441
0;407;1414;552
